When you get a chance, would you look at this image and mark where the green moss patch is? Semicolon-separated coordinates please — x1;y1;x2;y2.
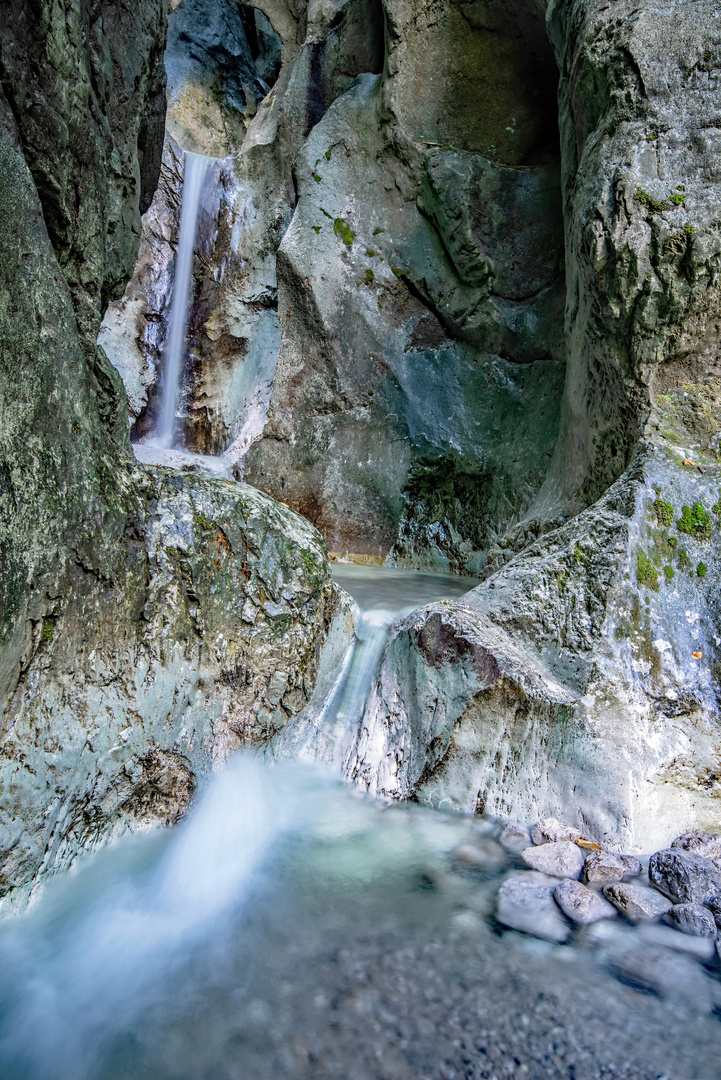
653;496;674;526
635;189;668;214
333;218;356;248
697;562;707;578
676;503;712;542
637;551;659;590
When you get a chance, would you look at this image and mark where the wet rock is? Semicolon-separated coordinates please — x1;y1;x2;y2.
705;895;721;928
531;817;583;846
499;822;532;853
451;838;508;873
663;903;716;937
583;850;642;885
496;872;569;943
648;849;721;906
553;879;616;925
520;842;584;880
609;946;719;1013
637;922;717;961
602;883;672;921
671;833;721;868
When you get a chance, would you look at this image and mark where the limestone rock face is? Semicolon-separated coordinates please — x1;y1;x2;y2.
165;0;275;157
0;0;167;359
1;468;340;906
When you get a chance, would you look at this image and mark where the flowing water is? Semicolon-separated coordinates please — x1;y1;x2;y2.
286;564;478;773
1;568;720;1078
154;151;210;449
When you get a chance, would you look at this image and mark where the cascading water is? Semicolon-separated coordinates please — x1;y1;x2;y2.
269;564;476;772
154;151;210;449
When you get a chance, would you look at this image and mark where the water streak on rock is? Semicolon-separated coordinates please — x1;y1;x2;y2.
156;151;210;448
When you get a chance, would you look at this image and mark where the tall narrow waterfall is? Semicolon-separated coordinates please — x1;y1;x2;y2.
156;152;210;448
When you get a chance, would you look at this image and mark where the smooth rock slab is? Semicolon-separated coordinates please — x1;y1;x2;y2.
603;882;673;921
496;872;569;942
663;902;716;937
531;817;583;846
553;878;617;925
583;850;642;885
499;822;532;853
520;841;584;879
648;848;721;905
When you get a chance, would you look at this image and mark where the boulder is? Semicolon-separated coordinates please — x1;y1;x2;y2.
496;872;569;943
648;849;721;906
553;879;617;925
583;851;643;885
603;883;673;922
663;903;716;938
519;842;584;880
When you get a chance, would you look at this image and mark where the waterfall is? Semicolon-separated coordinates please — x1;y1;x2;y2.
155;151;210;449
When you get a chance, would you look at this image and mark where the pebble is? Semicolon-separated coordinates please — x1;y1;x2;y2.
496;871;570;942
648;847;721;905
602;882;673;921
583;849;642;885
499;822;532;853
520;841;584;879
671;832;721;868
553;878;617;925
663;902;716;937
530;817;582;846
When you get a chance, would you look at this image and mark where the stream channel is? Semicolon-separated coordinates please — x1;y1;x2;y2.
0;566;720;1078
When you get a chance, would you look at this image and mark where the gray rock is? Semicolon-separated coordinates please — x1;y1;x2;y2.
496;872;569;943
602;883;673;922
663;903;716;937
499;822;532;853
705;895;721;928
648;848;721;906
671;833;721;868
531;817;583;846
553;879;617;925
583;850;643;885
520;842;584;880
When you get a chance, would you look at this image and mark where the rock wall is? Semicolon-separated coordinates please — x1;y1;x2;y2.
90;0;721;848
0;0;343;908
103;0;567;574
264;0;721;848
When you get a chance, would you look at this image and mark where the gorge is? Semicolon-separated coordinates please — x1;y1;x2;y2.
1;0;721;1075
